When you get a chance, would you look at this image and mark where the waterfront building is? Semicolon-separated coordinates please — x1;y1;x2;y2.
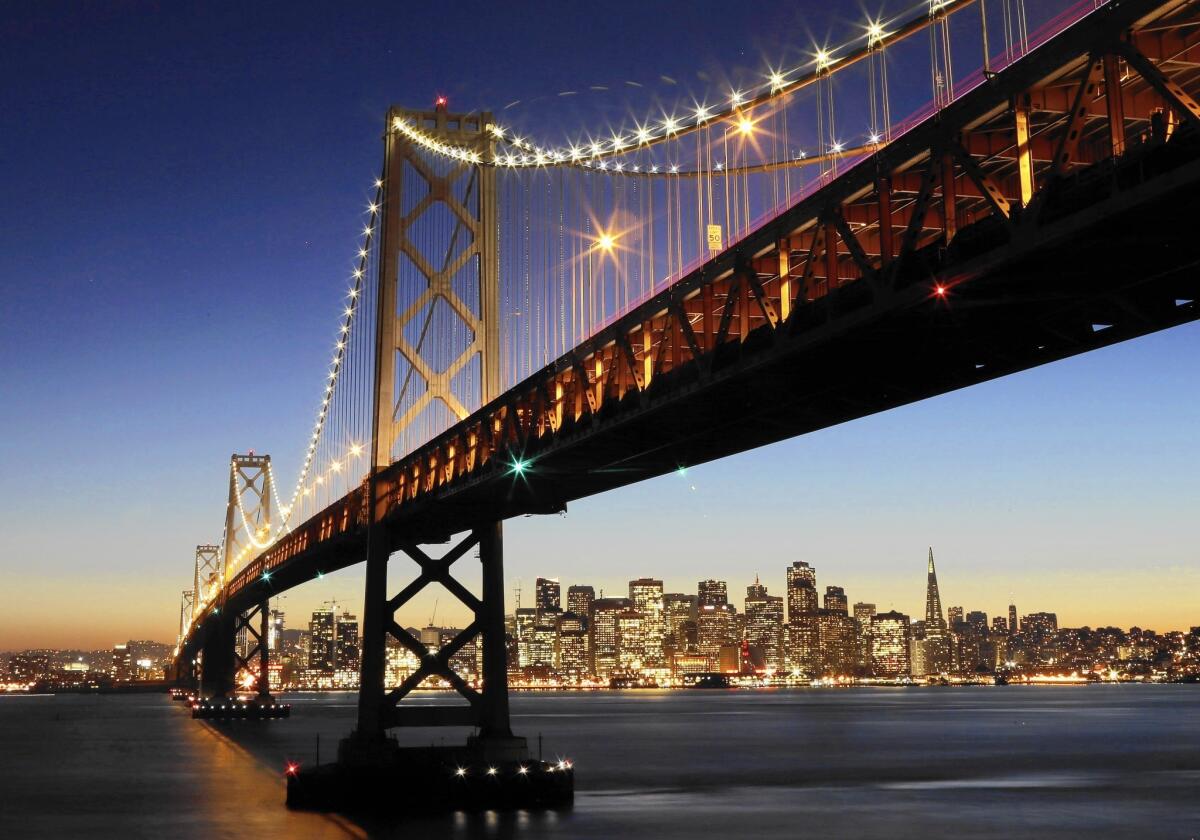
824;586;848;615
870;610;912;678
567;585;594;624
558;611;589;679
817;609;857;676
787;578;820;675
536;577;561;613
853;602;876;668
1023;612;1059;645
629;578;666;667
786;561;817;621
663;593;698;651
335;613;359;672
530;608;560;669
617;610;646;672
308;608;336;673
744;581;785;671
591;597;631;680
922;548;952;674
697;579;728;607
697;603;735;665
515;607;537;669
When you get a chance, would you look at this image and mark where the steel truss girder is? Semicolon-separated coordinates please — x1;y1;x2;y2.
179;1;1200;684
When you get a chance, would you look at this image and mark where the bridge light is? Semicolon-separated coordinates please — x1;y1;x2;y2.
693;105;711;123
286;762;299;776
831;141;844;153
737;117;754;136
869;133;881;144
768;71;787;92
510;457;529;476
518;765;528;775
596;232;616;252
934;284;948;297
349;443;363;457
677;465;687;477
455;767;467;777
729;90;744;107
373;178;383;189
662;116;679;134
316;571;324;580
261;570;271;582
867;21;885;45
815;49;832;69
487;766;497;776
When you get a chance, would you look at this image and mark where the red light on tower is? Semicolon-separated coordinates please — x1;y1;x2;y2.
434;95;448;110
934;284;948;298
285;762;299;777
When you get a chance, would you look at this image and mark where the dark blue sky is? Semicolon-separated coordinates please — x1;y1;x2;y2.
2;1;1197;648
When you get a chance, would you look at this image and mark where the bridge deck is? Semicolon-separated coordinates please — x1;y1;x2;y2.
180;0;1200;662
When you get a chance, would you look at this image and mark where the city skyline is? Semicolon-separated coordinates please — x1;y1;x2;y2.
4;538;1194;653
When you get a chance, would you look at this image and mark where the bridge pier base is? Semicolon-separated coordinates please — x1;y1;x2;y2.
293;519;569;812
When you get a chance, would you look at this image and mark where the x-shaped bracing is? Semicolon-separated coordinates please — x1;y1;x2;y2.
382;529;484;714
232;603;268;694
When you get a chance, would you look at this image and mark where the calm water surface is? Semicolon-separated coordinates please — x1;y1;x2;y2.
1;686;1197;838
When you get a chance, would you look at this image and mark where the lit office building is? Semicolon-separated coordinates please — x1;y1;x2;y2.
697;603;735;665
308;608;336;673
617;610;646;672
744;582;785;671
664;593;698;652
629;578;665;667
335;613;359;671
786;561;817;621
591;598;631;680
923;549;952;674
697;579;728;607
1022;612;1059;645
515;607;537;669
536;577;561;613
853;602;876;668
818;609;857;675
948;606;964;628
558;612;589;679
567;585;595;624
1008;603;1018;634
871;610;913;678
824;586;848;615
530;608;560;669
787;581;819;674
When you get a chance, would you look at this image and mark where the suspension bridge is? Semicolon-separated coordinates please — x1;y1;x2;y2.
169;0;1200;808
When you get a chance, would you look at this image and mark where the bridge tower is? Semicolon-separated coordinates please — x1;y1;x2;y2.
348;100;522;762
200;454;278;700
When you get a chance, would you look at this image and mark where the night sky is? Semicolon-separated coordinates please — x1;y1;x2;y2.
2;1;1197;650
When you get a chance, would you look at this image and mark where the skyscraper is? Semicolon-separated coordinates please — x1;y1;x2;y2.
922;548;952;674
335;613;360;675
870;611;912;678
697;603;734;665
629;578;665;666
786;562;820;674
567;585;595;623
697;579;728;607
744;581;784;671
824;586;848;615
785;561;817;622
853;602;877;669
591;598;631;680
817;609;857;675
948;605;964;628
308;608;336;673
535;577;561;613
663;593;698;652
1008;603;1018;634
